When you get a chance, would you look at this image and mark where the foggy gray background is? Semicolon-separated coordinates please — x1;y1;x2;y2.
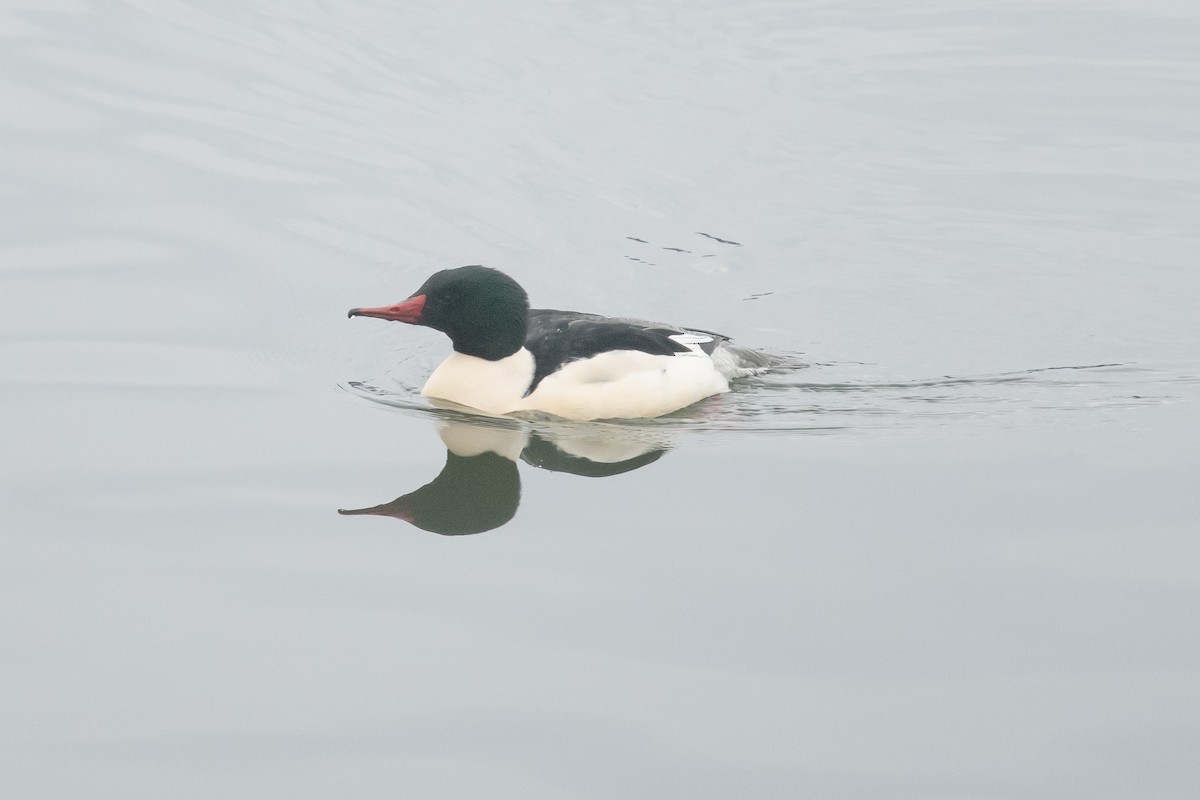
2;1;1199;797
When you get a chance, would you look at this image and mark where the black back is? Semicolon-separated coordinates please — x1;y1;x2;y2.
524;310;720;395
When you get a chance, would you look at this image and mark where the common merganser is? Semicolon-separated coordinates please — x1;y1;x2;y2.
348;265;783;420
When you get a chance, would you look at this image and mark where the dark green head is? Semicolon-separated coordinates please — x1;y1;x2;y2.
349;266;530;360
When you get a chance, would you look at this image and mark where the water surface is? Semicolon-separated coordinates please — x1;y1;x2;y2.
3;1;1199;798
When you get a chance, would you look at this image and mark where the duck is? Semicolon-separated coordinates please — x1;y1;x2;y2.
348;265;784;420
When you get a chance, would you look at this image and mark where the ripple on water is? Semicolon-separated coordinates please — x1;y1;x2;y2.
339;360;1196;439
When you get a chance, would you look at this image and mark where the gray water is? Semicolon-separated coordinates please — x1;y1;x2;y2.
3;1;1200;797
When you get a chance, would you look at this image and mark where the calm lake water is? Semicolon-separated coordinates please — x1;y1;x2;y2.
3;1;1199;797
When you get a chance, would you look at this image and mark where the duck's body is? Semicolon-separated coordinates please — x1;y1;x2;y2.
349;266;782;421
422;339;728;421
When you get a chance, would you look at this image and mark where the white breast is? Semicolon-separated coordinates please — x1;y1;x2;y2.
420;349;536;417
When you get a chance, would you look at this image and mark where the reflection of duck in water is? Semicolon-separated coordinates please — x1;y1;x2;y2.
338;420;668;535
338;449;519;536
348;266;784;421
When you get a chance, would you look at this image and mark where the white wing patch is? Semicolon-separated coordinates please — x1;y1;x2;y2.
668;332;714;356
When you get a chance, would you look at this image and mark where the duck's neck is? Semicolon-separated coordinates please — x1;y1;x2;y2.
441;307;528;361
421;349;536;416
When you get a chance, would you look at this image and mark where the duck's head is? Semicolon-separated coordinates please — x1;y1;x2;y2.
349;265;530;361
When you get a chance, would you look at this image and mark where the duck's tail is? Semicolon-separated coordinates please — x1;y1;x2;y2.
712;342;804;379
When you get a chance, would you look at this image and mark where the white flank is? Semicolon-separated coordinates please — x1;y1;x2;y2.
519;349;728;420
420;346;729;421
